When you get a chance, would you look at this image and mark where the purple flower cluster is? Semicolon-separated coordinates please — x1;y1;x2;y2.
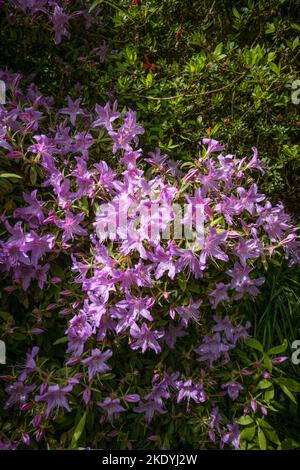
1;69;299;450
7;1;97;45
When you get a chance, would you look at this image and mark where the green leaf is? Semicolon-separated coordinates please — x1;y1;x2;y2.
258;428;267;450
245;338;264;353
232;7;240;19
292;36;300;50
178;277;187;292
265;23;276;34
291;23;300;33
269;62;280;75
70;412;87;449
240;425;256;442
53;336;68;345
264;388;274;402
267;339;288;355
0;311;11;320
30;166;37;185
262;353;273;372
89;0;104;11
275;378;300;393
89;0;125;14
0;173;22;179
281;438;300;450
257;379;272;390
277;383;297;404
260;421;280;444
238;415;254;426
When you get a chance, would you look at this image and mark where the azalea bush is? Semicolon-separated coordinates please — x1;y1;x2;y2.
0;68;300;450
1;0;300;451
1;0;299;213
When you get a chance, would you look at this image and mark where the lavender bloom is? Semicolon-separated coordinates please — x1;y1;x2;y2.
51;5;71;45
35;383;73;417
202;138;226;154
115;294;154;321
0;125;13;151
97;397;125;421
12;264;33;290
94;161;116;191
245;147;265;174
1;221;32;268
109;109;144;154
144;147;168;169
72;157;95;198
230;322;251;344
56;211;87;243
209;283;230;308
226;263;265;300
18;346;39;381
215;194;243;225
120;148;142;169
20;106;42;132
195;333;231;367
221;421;240;450
82;349;113;380
208;406;222;442
199;160;221;195
212;315;236;343
28;134;57;160
260;405;268;416
164;324;187;348
143;374;176;405
0;440;18;450
13;190;45;228
272;356;288;364
5;381;36;409
92;40;109;62
233;236;263;267
54;122;73;152
185;188;213;220
12;0;47;14
133;400;167;423
200;227;229;266
257;202;292;242
176;299;202;326
213;315;251;346
176;379;206;404
92;101;120;131
123;394;140;403
66;313;93;357
59;96;85;125
237;183;265;216
120;228;148;260
111;295;155;332
221;381;243;400
26;232;55;266
83;388;92;405
149;243;180;280
176;249;203;279
209;406;222;432
73;132;94;159
130;323;164;354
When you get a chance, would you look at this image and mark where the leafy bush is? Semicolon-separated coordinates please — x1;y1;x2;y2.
0;0;300;451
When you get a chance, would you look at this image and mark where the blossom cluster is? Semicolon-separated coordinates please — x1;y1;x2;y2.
0;69;298;450
4;1;100;45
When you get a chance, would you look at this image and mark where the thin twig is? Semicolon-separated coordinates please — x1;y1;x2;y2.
123;73;247;100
